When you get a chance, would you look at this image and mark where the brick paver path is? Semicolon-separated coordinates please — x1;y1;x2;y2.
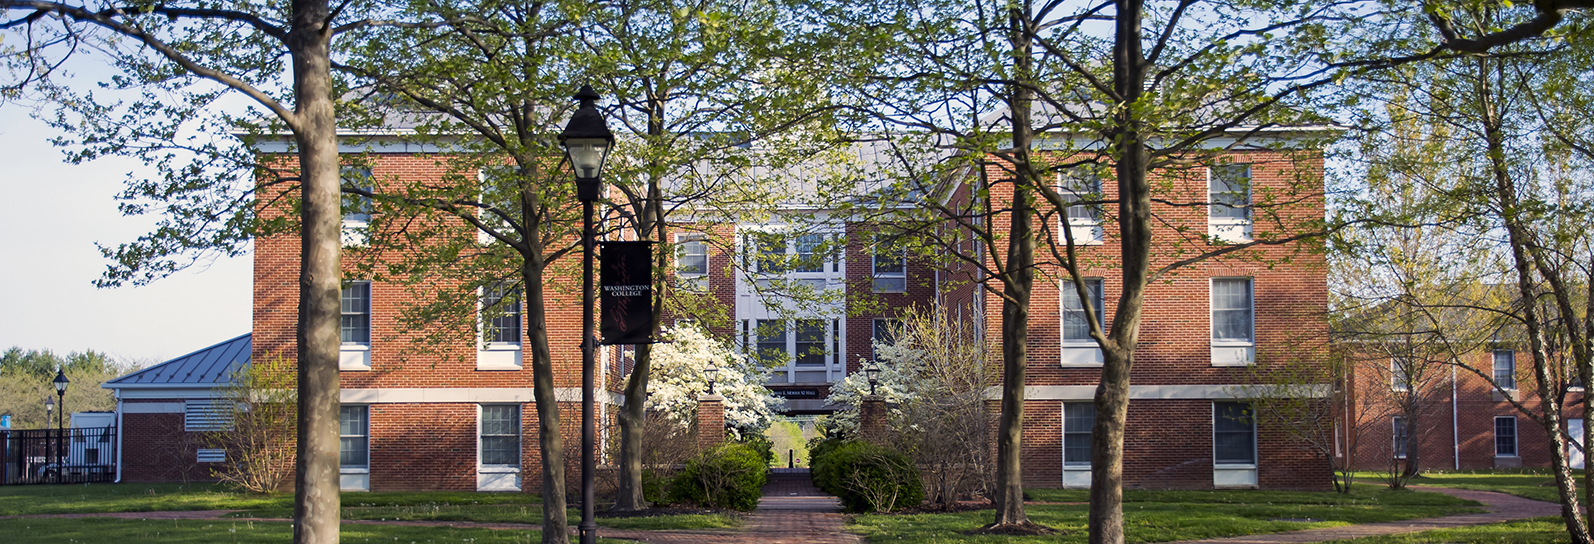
1162;485;1563;544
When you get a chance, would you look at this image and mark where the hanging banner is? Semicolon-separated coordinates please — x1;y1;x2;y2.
599;241;656;345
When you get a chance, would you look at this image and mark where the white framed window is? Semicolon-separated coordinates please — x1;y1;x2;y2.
794;233;825;273
1391;358;1411;392
1495;416;1518;457
341;167;374;246
477;283;523;370
1493;350;1516;390
340;281;372;371
340;405;370;491
871;318;903;361
1208;164;1252;243
478;404;522;491
676;233;708;290
1213;401;1257;487
1392;416;1408;458
1062;279;1105;366
1063;402;1094;468
1210;278;1254;365
755;318;838;384
748;231;787;275
1059;170;1103;245
871;238;907;293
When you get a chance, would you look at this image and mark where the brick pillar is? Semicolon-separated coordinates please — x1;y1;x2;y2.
860;395;888;444
697;394;725;451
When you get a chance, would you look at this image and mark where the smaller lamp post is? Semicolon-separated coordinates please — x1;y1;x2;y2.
53;369;69;467
43;395;55;468
705;366;719;395
865;363;881;396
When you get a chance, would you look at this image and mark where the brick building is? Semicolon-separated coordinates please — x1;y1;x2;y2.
109;122;1342;492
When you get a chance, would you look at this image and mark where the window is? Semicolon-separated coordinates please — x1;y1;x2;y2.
341;167;374;246
340;405;369;469
1392;416;1408;458
1211;279;1254;344
184;401;232;431
677;235;708;277
1213;402;1256;465
1493;350;1516;390
794;234;825;273
871;319;903;361
750;232;786;274
1209;165;1250;221
341;282;371;345
1063;402;1094;467
1062;279;1105;343
1495;416;1518;457
756;319;788;366
794;319;826;366
871;239;906;293
1060;170;1103;244
1391;358;1411;392
480;405;520;467
483;283;522;346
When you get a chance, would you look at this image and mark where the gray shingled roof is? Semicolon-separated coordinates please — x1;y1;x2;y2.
103;334;250;389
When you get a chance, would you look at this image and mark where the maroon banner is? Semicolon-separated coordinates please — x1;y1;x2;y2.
599;241;656;345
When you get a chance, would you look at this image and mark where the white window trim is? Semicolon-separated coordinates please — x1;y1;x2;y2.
341;167;374;247
340;405;369;470
1058;170;1104;246
1212;402;1259;469
340;281;373;371
675;233;709;291
1495;416;1519;458
478;404;522;471
1062;402;1093;468
477;283;523;371
1390;358;1411;392
1060;278;1105;367
1391;416;1407;459
870;237;907;293
1209;278;1255;366
755;318;839;385
1493;350;1517;391
740;226;840;283
1207;164;1253;243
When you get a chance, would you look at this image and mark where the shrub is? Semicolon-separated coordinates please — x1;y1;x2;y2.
810;440;924;513
667;442;768;510
741;432;776;466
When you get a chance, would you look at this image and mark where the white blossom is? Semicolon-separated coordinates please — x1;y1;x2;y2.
644;323;783;437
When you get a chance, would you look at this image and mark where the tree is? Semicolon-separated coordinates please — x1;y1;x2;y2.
642;323;781;436
0;2;444;541
0;348;124;429
209;353;297;493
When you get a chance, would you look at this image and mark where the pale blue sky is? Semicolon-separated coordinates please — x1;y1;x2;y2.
0;104;252;366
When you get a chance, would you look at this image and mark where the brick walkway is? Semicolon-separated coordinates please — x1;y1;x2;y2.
0;481;1566;543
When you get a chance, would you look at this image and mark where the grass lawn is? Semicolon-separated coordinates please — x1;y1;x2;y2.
1320;517;1574;543
849;488;1481;544
0;517;636;544
1366;470;1585;503
233;504;741;530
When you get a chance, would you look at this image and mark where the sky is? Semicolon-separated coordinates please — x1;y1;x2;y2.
0;104;253;366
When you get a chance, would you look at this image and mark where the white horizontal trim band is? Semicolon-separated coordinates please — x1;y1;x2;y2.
984;384;1331;401
340;388;624;406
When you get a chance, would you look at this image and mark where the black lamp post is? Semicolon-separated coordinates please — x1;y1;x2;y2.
865;363;881;396
560;83;612;544
52;370;69;468
705;367;719;395
43;395;54;468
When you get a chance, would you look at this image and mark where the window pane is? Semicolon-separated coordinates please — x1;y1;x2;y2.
341;167;374;222
1213;402;1255;464
1494;351;1515;389
1210;165;1250;220
1061;171;1101;223
794;234;824;273
795;319;825;366
1495;417;1517;456
1064;403;1094;466
485;284;522;344
756;320;787;366
872;319;902;360
481;405;519;466
339;406;368;468
341;282;371;344
1062;279;1103;342
1392;416;1408;458
1211;279;1252;342
752;233;785;274
679;237;707;275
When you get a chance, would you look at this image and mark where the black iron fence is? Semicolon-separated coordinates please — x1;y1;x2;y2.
1;428;117;485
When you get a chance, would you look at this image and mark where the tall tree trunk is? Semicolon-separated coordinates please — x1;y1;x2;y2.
989;2;1035;528
521;168;569;544
615;91;670;512
1090;2;1148;542
288;0;341;541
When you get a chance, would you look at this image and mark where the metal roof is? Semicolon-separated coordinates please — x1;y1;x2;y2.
103;334;250;389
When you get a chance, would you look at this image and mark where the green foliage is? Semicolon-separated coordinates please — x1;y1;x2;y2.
740;431;776;467
810;440;923;513
0;349;128;429
666;443;768;511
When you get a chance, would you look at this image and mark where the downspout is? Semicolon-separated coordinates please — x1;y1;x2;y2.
1452;365;1460;470
114;389;124;483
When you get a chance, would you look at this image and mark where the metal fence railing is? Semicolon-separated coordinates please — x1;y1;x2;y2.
1;428;117;485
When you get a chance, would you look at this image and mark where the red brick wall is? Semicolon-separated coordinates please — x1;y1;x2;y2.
120;408;220;483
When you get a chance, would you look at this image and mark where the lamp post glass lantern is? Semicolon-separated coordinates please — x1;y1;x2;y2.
865;363;881;396
560;83;613;544
706;366;719;395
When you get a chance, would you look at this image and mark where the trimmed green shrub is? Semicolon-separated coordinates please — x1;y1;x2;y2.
810;440;924;513
667;442;768;511
742;432;776;466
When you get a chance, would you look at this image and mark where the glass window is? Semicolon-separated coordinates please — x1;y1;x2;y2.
1211;279;1253;343
1060;170;1101;224
341;282;371;345
1391;358;1411;392
795;319;826;366
1063;402;1094;467
1062;279;1105;343
1493;351;1516;390
1213;402;1256;465
871;319;903;361
341;167;374;223
480;405;520;467
1392;416;1408;458
1210;165;1250;221
872;238;906;292
1495;416;1517;457
678;235;708;276
340;405;369;469
756;319;787;366
794;233;825;273
750;232;786;274
484;283;521;345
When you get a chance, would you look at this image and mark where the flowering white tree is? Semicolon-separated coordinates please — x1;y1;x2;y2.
646;324;782;437
820;335;930;438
